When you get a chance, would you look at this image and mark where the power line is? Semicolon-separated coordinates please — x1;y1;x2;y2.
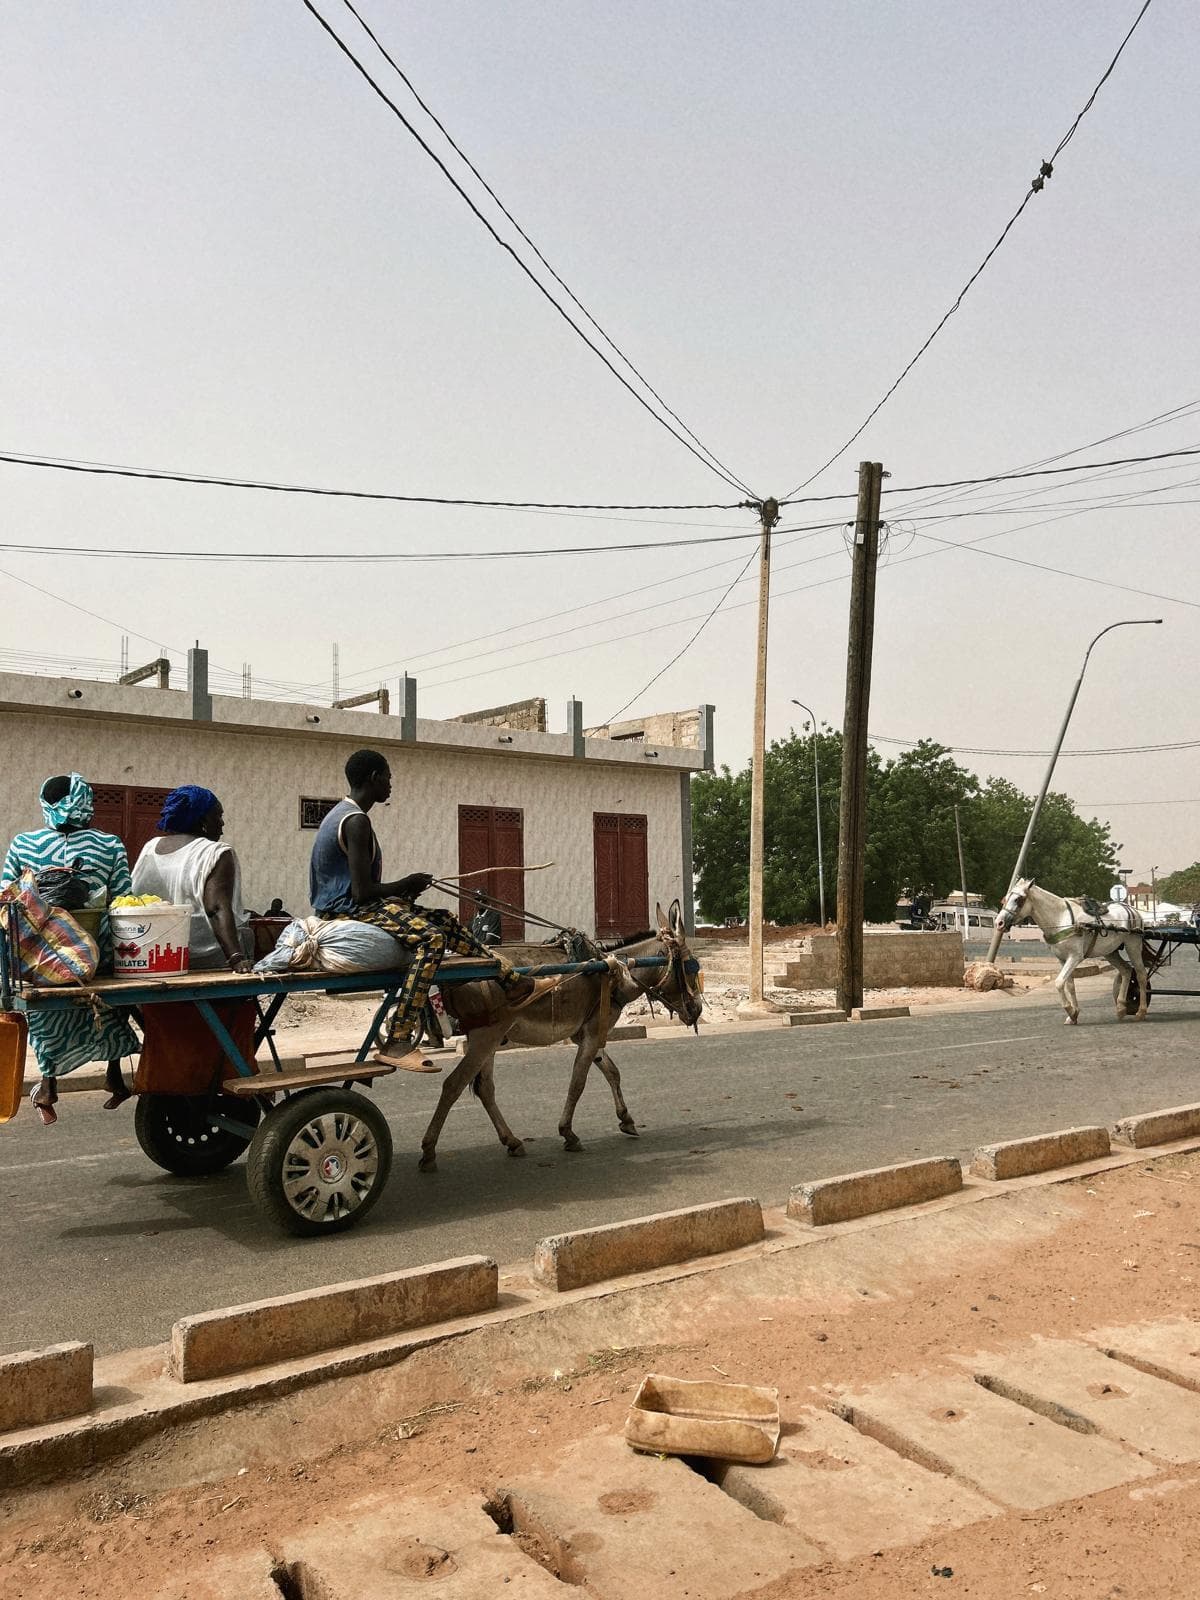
783;0;1156;498
334;0;752;500
0;451;742;514
6;441;1200;523
602;546;762;725
299;0;754;498
870;734;1200;758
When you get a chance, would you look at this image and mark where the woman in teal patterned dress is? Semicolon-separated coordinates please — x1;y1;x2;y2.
1;774;140;1125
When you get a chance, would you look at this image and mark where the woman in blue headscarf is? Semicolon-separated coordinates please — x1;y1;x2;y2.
132;786;252;971
1;774;141;1124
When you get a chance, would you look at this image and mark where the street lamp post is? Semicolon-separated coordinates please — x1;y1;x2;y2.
790;699;826;927
986;617;1163;963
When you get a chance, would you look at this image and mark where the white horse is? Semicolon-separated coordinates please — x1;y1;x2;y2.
995;878;1149;1025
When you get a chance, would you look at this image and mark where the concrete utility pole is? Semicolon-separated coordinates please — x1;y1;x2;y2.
739;497;781;1019
954;803;970;946
790;699;826;927
836;461;885;1014
985;616;1162;963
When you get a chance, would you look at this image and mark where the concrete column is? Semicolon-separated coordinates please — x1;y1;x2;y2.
679;770;696;935
698;703;715;772
398;675;417;742
187;646;211;722
567;698;585;758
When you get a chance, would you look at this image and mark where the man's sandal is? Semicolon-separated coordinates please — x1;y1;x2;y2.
371;1045;442;1074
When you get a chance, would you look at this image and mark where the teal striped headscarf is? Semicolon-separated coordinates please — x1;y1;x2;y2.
39;773;95;829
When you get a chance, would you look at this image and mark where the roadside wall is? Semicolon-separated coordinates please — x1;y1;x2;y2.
779;932;964;989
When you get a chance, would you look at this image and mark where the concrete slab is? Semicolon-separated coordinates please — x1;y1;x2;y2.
170;1256;498;1381
281;1498;564;1597
718;1405;998;1557
1112;1104;1200;1148
965;1337;1200;1465
533;1197;764;1291
851;1005;911;1021
0;1342;92;1434
1092;1317;1200;1395
148;1549;280;1599
499;1434;820;1598
836;1371;1155;1508
788;1009;848;1027
970;1124;1110;1180
788;1156;962;1226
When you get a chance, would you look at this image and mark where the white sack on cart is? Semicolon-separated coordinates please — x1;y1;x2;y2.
253;917;402;975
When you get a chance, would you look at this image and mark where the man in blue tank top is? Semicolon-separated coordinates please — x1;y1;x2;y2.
310;749;552;1071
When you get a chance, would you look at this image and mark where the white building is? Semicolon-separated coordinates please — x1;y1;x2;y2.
0;656;713;939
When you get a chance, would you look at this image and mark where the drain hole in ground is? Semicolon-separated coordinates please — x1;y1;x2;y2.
269;1562;305;1600
483;1493;583;1585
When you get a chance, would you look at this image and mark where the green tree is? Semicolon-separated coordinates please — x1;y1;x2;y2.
867;741;979;916
691;763;750;922
1159;863;1200;905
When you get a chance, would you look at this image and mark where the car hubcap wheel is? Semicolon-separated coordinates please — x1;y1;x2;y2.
282;1111;380;1224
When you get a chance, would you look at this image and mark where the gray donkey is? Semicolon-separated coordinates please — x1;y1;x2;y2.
417;900;703;1172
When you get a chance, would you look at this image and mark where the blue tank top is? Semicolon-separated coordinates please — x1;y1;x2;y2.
309;799;381;915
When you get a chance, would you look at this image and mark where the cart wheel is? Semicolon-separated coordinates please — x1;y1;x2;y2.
1125;974;1152;1015
134;1093;261;1177
245;1087;392;1237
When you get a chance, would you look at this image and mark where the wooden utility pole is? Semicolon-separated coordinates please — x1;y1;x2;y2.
738;496;780;1018
836;462;884;1013
954;803;970;945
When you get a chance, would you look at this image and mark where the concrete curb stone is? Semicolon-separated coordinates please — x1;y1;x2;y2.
788;1157;963;1227
0;1342;93;1433
970;1125;1110;1181
1111;1103;1200;1149
533;1197;764;1291
170;1256;498;1382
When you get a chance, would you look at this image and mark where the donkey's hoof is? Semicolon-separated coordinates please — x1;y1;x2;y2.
1064;1014;1078;1025
618;1119;639;1138
418;1152;437;1173
561;1133;583;1153
506;1140;526;1159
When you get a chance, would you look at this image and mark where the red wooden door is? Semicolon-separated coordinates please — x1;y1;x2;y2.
86;784;171;870
593;813;649;939
457;806;525;940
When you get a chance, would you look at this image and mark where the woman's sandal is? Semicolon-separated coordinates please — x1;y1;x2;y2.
103;1062;132;1110
31;1084;58;1126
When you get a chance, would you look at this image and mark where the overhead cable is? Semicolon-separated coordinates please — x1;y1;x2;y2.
334;0;752;499
782;0;1156;498
299;0;753;497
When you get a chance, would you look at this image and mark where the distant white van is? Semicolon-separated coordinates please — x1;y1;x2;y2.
930;902;999;934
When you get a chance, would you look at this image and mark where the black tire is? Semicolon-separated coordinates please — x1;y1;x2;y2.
1125;974;1151;1015
245;1087;392;1237
134;1093;261;1177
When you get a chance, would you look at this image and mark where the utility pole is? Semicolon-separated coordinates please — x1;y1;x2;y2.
331;642;340;704
836;461;884;1013
738;497;780;1019
954;803;970;946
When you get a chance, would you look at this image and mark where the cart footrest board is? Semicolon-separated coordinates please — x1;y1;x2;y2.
224;1061;396;1096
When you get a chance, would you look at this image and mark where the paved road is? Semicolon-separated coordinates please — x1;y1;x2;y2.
6;982;1200;1354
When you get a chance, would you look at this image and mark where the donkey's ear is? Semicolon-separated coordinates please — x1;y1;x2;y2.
655;901;669;932
668;898;683;933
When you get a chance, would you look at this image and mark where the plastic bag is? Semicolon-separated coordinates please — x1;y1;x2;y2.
35;863;92;912
0;869;99;986
253;916;402;975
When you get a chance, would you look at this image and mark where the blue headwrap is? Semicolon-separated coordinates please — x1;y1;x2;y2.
158;785;219;835
40;773;95;830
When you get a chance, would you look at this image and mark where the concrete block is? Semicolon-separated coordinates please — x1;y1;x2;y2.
967;1338;1200;1465
788;1009;848;1027
850;1005;910;1021
970;1125;1110;1181
718;1406;997;1556
1093;1317;1200;1394
0;1342;92;1433
1111;1103;1200;1149
607;1024;647;1041
837;1371;1154;1509
788;1157;962;1227
170;1256;497;1383
499;1435;820;1597
533;1198;764;1292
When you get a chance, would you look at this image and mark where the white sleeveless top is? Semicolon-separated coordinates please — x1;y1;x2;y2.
132;837;249;969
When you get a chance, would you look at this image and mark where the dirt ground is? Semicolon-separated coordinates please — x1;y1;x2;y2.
5;1152;1200;1597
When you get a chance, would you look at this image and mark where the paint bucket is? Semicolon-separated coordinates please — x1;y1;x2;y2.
110;904;191;977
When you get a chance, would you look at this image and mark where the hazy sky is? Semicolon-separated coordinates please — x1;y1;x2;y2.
3;2;1197;879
